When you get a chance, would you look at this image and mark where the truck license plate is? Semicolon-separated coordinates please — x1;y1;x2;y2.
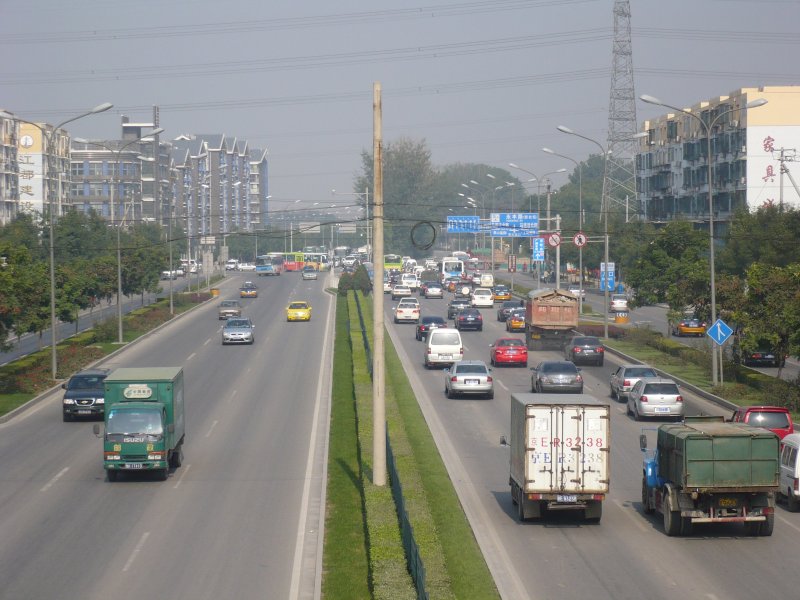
124;463;143;469
718;497;739;508
557;494;577;503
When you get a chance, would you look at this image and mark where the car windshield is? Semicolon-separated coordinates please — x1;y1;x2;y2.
432;332;460;345
226;319;250;328
106;408;163;436
540;362;577;374
455;365;488;375
643;383;679;395
750;411;791;429
67;375;105;390
626;367;657;378
289;302;308;309
498;339;524;347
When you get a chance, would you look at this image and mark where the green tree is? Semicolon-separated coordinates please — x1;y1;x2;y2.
732;262;800;372
718;204;800;275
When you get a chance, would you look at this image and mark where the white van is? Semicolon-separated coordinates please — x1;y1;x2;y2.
401;272;419;290
479;273;494;288
424;329;463;369
779;433;800;511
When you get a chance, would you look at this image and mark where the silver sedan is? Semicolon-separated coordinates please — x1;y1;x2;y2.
444;360;494;399
222;318;255;345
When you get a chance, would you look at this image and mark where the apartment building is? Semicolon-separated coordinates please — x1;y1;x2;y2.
0;110;19;224
636;86;800;228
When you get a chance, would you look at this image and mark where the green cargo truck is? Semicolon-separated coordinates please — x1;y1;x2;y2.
640;416;779;536
93;367;185;482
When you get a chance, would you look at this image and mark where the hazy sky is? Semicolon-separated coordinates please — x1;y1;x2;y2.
3;0;799;217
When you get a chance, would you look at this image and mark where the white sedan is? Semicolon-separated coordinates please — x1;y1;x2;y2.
238;262;257;272
471;287;494;308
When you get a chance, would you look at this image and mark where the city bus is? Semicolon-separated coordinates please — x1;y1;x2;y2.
384;254;403;272
256;254;282;276
303;252;331;271
441;257;466;282
282;251;305;272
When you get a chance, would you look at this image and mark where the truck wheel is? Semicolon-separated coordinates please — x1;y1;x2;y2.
758;514;775;536
170;446;183;469
663;497;681;536
641;477;654;514
107;470;118;482
585;500;602;523
517;494;527;522
788;491;800;513
680;516;693;536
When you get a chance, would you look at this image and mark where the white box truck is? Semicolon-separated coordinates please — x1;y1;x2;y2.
509;393;610;522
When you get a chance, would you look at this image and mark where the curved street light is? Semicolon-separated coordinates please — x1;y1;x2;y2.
16;102;113;378
640;93;768;385
556;125;612;338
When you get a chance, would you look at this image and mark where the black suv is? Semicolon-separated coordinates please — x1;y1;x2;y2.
62;368;111;421
564;336;605;366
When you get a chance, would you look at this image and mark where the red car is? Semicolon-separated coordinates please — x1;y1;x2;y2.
490;337;528;367
731;406;794;439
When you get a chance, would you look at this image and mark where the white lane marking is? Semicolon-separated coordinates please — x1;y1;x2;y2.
122;531;150;572
498;381;509;391
204;338;211;346
612;498;649;533
289;285;334;600
40;467;69;492
777;514;800;534
205;420;218;438
173;464;191;489
226;389;237;404
186;352;196;362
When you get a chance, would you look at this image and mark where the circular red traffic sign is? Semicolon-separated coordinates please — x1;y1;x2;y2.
573;232;587;247
546;232;561;248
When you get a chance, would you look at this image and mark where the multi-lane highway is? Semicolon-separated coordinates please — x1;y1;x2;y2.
384;287;800;600
0;272;332;600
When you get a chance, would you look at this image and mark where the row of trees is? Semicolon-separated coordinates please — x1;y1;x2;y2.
353;137;800;362
0;212;171;351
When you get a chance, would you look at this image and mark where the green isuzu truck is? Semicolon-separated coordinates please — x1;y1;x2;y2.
640;416;779;536
93;367;185;482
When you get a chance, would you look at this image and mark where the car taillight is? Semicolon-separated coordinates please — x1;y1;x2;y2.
427;348;431;355
487;376;493;382
676;395;683;403
793;477;799;493
451;376;458;382
576;374;583;382
460;347;464;355
640;395;648;402
597;347;604;353
573;347;582;353
623;379;631;386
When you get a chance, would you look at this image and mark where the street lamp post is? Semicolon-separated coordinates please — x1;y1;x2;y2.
76;127;164;339
555;126;612;338
17;102;113;379
640;94;768;385
332;188;370;259
543;148;584;313
508;164;567;285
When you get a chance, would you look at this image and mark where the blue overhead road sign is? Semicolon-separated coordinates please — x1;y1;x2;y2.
706;318;733;346
489;212;539;237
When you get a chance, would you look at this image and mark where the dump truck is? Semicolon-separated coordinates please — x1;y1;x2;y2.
93;367;186;482
524;288;578;351
508;393;610;522
640;416;779;536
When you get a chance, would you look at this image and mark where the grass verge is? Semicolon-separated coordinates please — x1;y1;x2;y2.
322;298;371;599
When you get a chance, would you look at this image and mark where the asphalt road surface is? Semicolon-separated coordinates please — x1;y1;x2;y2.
385;287;800;600
0;272;332;600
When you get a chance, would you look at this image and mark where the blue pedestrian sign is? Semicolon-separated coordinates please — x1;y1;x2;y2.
532;237;545;262
706;318;733;346
447;215;480;233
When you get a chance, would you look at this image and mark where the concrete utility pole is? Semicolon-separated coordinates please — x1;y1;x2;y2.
372;82;386;487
